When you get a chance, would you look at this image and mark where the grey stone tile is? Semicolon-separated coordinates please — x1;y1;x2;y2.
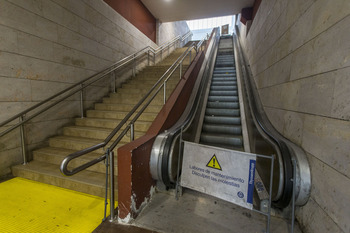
264;106;285;134
291;16;350;81
0;102;35;124
30;80;71;101
290;0;350;53
6;0;44;16
0;76;32;102
17;31;55;61
297;73;335;117
0;147;22;177
0;24;18;53
302;115;350;177
283;111;304;145
35;15;58;42
0;127;22;151
331;67;350;120
296;197;345;233
0;0;37;35
307;154;350;233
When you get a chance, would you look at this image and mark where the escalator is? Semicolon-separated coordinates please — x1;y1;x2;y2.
200;36;243;151
150;32;311;210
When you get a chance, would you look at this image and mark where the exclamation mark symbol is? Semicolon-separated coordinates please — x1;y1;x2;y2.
213;158;216;167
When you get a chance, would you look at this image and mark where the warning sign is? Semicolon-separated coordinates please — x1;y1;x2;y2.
206;154;222;170
181;142;256;210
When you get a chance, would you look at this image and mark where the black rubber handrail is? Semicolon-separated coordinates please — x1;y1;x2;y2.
233;29;293;208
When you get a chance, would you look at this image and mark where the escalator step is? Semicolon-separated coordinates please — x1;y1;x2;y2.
212;77;236;81
213;70;235;74
208;96;238;102
205;108;240;117
206;102;239;109
200;134;243;147
211;81;237;86
209;90;238;96
202;124;242;135
204;116;241;125
210;86;237;91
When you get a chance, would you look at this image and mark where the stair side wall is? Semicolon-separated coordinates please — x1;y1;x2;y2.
0;0;182;179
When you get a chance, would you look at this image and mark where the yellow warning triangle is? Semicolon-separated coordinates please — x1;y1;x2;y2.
206;154;222;170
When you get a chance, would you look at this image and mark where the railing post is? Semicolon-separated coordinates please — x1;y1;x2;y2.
147;50;150;66
109;150;116;222
19;115;27;165
112;72;116;93
153;51;156;65
132;54;136;77
80;84;84;118
179;62;183;79
163;81;167;104
130;123;134;141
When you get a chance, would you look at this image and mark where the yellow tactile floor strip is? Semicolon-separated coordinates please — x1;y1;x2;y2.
0;177;116;233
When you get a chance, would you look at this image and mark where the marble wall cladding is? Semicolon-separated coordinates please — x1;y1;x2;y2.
157;20;191;46
238;0;350;232
0;0;188;178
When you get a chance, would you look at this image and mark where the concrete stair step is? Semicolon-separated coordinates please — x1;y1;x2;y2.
125;79;178;85
12;161;116;198
75;118;152;132
33;147;116;174
86;110;157;121
122;82;177;89
110;91;172;100
49;136;125;153
103;95;165;105
116;87;175;95
95;103;162;113
63;125;144;142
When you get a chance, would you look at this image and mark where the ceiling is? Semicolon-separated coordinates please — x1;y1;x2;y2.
141;0;254;22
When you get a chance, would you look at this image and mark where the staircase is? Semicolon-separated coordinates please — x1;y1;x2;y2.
200;36;243;151
12;47;193;198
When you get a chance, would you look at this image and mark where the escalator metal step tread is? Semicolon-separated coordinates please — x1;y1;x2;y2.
212;76;236;78
208;96;238;102
206;102;239;109
204;116;241;125
202;124;242;135
212;78;236;81
200;134;243;147
205;108;240;117
209;90;238;96
210;86;237;91
211;82;237;87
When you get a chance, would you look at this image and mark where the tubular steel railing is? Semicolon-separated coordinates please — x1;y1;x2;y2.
0;31;193;164
60;37;207;221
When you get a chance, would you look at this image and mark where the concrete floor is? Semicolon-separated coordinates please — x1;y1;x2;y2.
132;189;302;233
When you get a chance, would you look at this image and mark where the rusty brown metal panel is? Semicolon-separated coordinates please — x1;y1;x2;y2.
103;0;156;42
117;52;205;220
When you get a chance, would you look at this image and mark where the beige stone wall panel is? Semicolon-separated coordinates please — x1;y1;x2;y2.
238;0;350;231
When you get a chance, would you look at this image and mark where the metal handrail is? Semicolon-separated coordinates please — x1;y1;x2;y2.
0;32;193;138
60;43;197;176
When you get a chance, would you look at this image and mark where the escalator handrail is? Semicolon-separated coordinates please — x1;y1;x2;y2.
150;28;220;186
234;26;310;207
